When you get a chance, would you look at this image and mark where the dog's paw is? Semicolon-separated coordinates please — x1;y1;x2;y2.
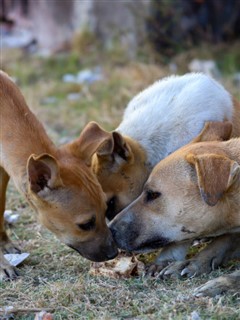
0;258;20;281
0;244;21;281
159;261;189;279
194;271;240;297
194;277;230;297
146;260;173;276
160;258;214;279
0;265;20;281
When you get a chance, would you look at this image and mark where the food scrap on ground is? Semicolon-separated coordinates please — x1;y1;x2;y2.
89;253;145;278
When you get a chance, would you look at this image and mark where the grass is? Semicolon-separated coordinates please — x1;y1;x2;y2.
1;45;240;319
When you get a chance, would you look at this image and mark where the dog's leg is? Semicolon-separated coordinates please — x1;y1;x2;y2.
194;270;240;297
160;233;240;279
0;167;20;280
147;241;191;276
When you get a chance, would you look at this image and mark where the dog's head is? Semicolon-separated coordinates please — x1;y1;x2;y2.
26;125;119;262
75;122;149;221
110;122;240;252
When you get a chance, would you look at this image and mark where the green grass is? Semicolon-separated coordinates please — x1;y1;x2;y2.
1;46;240;319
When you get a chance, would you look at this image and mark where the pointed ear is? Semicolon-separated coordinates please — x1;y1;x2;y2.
27;154;63;195
66;122;114;166
95;130;131;162
192;121;232;143
186;153;240;206
111;131;131;161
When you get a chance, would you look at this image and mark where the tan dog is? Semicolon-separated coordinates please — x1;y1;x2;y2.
75;74;240;220
109;120;240;295
0;71;118;280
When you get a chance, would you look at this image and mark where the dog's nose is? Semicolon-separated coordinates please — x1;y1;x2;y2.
106;249;118;260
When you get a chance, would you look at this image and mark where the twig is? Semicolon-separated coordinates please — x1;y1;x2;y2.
0;307;55;316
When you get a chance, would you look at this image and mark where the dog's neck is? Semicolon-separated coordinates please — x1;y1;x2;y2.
1;77;57;195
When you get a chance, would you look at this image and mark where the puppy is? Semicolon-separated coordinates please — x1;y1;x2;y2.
75;73;240;220
0;71;118;280
109;121;240;294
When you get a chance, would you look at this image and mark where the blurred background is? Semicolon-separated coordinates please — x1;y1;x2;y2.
1;0;240;141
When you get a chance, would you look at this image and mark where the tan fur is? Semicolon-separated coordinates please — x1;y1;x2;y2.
0;71;118;280
110;136;240;250
109;120;240;292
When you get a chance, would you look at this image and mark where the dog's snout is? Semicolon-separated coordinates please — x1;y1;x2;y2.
106;249;118;260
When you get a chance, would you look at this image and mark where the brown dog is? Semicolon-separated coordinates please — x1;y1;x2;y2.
109;120;240;295
0;71;118;280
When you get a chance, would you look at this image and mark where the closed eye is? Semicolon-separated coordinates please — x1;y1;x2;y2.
77;217;96;231
145;190;161;202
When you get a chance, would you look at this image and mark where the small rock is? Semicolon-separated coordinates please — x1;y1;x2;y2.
191;310;201;320
233;73;240;86
169;62;178;73
4;210;19;224
62;74;77;83
188;59;221;79
76;67;103;84
67;93;81;101
41;97;58;105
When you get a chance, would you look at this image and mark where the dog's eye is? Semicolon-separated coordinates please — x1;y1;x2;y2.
77;217;96;231
146;190;161;202
106;196;117;221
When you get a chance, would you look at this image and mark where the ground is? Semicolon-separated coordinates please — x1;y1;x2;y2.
0;45;240;320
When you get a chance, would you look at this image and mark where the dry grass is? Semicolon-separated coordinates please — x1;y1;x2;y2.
1;47;240;320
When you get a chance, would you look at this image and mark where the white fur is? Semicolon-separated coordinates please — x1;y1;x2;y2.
117;73;233;166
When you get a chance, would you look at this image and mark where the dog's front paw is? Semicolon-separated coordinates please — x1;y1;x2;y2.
0;264;19;281
194;271;240;297
194;277;230;297
160;258;214;279
159;261;189;279
146;260;173;276
0;254;20;281
0;238;21;281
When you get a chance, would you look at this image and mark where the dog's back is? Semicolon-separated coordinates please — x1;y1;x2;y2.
0;71;55;174
117;73;234;166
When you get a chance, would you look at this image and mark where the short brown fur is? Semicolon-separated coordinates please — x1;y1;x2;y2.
0;71;118;280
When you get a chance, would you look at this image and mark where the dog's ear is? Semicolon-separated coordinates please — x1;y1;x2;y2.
65;122;114;166
192;121;232;143
27;154;63;195
97;131;132;165
186;153;240;206
112;131;131;161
